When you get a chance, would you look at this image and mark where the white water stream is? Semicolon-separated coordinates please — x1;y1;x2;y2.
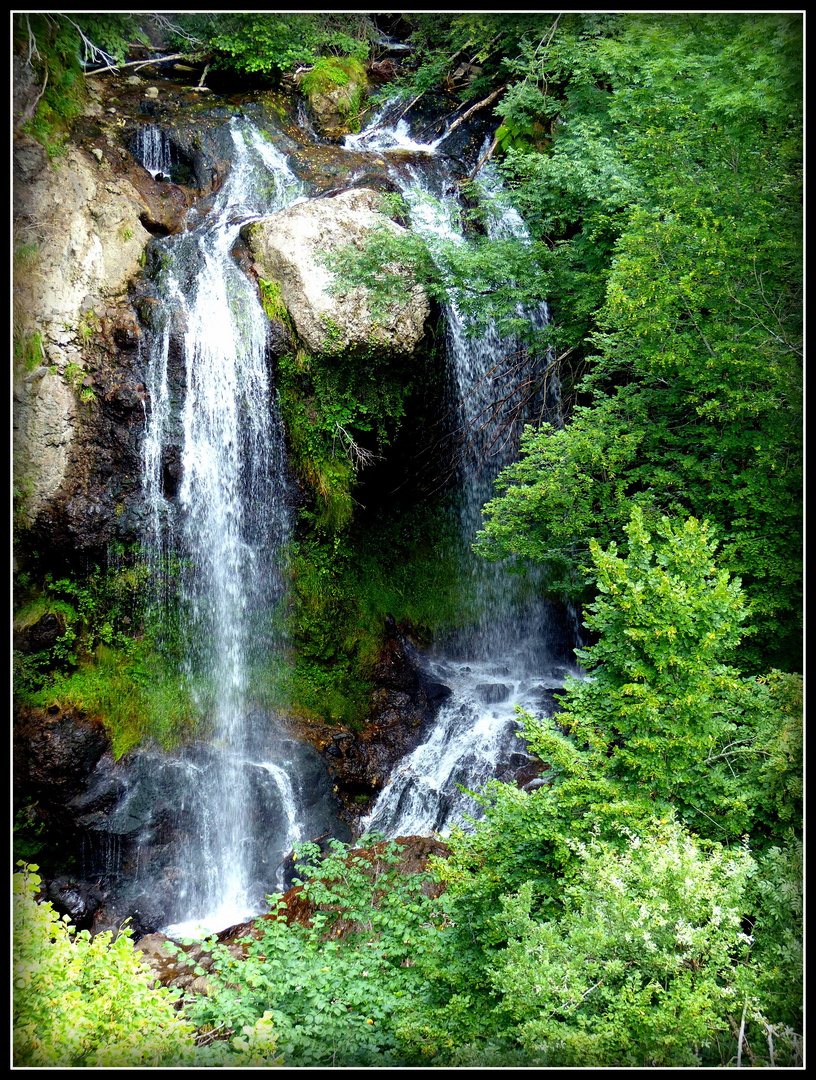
141;122;312;936
344;105;578;838
133;102;575;936
135;123;178;181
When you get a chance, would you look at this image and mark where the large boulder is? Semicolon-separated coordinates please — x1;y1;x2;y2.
242;188;430;360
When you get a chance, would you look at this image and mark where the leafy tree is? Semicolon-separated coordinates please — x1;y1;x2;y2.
408;509;801;1063
322;16;801;676
521;509;801;843
475;13;802;673
172;12;373;79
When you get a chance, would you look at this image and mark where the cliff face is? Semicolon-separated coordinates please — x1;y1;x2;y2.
12;131;151;558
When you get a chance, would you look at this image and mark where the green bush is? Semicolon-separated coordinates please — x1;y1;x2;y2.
490;821;755;1066
182;838;437;1067
13;863;197;1067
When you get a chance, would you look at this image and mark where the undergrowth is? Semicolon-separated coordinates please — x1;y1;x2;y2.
13;550;202;758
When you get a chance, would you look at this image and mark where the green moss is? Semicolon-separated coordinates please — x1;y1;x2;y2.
14;597;79;633
300;56;368;131
13;242;41;269
258;277;291;326
300;55;366;94
14;331;45;374
27;645;201;759
12;549;206;756
274;328;419;530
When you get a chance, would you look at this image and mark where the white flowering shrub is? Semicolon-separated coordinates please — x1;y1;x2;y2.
488;820;757;1066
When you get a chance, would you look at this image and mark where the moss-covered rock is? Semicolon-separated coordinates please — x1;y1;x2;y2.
243;187;429;359
299;56;368;141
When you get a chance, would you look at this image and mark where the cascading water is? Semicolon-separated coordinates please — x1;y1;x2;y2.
344;106;578;837
134;123;178;181
139;121;332;936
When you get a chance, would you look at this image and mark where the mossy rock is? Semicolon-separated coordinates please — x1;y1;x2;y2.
300;57;368;141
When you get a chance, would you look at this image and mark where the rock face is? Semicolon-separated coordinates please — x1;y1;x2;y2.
243;187;430;359
298;626;452;826
14;706;111;802
12;68;268;559
13;135;152;541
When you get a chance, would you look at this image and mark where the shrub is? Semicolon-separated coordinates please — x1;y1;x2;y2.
13;863;197;1067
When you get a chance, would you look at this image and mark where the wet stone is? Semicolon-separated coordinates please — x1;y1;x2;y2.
475;683;511;704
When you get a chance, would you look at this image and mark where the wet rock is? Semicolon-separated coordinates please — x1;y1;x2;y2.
266;318;293;358
42;877;105;930
425;681;453;703
13;612;62;653
475;682;511;704
94;889;170;939
309;630;451;821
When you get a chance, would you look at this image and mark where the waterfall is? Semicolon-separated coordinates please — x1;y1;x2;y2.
343;110;576;838
134;123;178;181
140;121;316;936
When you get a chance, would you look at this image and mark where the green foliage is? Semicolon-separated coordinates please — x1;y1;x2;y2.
377;191;410;224
744;838;804;1035
63;360;95;403
490;823;758;1067
13;863;196;1066
13;241;41;268
194;13;371;80
275;320;428;529
406;509;801;1063
258;277;290;326
474;13;802;674
520;510;801;843
13;553;201;756
25;643;201;759
14;14;145;153
277;505;467;726
182;838;437;1066
13;802;47;863
324;209;553;349
15;558;149;669
13;330;45;375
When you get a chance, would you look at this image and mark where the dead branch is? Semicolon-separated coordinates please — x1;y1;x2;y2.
333;424;381;470
394;91;427;123
83;53;189;76
443;86;506;138
192;61;211;92
25;14;41;66
470;133;500;179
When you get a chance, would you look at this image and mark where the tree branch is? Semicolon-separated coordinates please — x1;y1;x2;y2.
444;85;506;138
